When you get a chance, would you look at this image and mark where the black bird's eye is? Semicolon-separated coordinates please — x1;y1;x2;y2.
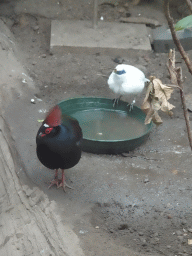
45;128;53;134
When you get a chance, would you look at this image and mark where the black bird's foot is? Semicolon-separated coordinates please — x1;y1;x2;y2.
58;169;74;192
57;181;73;192
48;169;73;192
48;178;61;189
48;169;60;189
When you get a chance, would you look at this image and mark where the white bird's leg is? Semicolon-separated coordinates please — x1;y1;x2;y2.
113;95;122;107
57;169;73;192
113;98;118;107
127;99;136;112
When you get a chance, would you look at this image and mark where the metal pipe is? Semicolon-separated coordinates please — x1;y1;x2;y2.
93;0;98;29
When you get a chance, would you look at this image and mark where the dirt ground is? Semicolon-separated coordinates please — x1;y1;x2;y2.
1;0;192;255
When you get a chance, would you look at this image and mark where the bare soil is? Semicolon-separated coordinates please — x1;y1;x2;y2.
1;0;192;256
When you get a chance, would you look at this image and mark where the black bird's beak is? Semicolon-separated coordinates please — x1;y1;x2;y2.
38;132;46;138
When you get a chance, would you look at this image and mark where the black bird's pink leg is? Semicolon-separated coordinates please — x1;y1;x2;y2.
48;169;60;189
57;169;73;192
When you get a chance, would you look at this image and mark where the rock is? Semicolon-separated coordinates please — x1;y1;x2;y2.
150;237;159;244
33;25;39;31
126;13;131;17
41;54;46;58
113;57;124;64
181;220;187;225
177;236;184;241
117;7;126;13
140;238;147;246
144;178;149;183
176;231;183;236
118;224;128;230
132;0;141;5
124;3;129;8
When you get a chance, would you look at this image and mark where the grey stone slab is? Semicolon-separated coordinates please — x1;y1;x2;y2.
50;20;152;55
152;25;192;53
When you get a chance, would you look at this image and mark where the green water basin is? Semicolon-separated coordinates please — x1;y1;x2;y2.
59;97;153;154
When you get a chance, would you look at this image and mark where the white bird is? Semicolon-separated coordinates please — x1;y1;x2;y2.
108;64;149;110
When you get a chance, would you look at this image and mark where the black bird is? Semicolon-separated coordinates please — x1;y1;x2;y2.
36;105;82;191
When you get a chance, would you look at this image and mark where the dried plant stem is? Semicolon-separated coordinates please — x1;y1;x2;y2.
176;68;192;150
185;0;192;13
164;0;192;75
165;0;192;150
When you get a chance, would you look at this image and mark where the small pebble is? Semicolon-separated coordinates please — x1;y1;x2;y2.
176;231;183;236
41;54;46;58
33;25;39;31
177;236;184;241
118;7;126;13
124;3;129;8
113;57;124;64
126;12;131;17
141;239;147;246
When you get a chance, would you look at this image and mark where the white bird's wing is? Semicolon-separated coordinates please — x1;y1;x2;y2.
108;72;120;94
121;81;144;94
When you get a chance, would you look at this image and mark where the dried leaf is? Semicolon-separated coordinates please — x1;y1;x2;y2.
144;108;154;125
142;82;153;110
167;65;177;85
141;77;175;125
152;111;163;125
151;97;161;111
153;79;174;101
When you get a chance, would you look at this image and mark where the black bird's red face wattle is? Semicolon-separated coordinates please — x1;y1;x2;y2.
40;127;54;137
